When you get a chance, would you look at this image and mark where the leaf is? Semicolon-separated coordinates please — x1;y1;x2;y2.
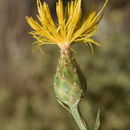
93;108;101;130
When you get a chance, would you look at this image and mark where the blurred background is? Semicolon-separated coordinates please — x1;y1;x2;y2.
0;0;130;130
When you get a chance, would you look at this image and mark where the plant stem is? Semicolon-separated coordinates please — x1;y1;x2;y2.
70;104;89;130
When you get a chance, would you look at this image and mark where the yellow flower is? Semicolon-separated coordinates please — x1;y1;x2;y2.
26;0;108;49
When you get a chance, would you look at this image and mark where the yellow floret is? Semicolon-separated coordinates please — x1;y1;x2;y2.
26;0;108;49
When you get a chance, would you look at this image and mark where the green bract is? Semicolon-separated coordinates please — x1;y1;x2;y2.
54;49;87;107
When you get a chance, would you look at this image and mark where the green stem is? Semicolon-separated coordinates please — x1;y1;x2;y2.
70;104;89;130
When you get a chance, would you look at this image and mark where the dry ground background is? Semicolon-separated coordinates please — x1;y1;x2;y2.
0;0;130;130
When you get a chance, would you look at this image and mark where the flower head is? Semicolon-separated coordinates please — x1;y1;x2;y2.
26;0;108;49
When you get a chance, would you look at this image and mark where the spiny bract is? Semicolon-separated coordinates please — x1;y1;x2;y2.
54;49;87;106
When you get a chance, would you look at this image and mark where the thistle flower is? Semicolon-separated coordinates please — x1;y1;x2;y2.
26;0;108;130
26;0;108;50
